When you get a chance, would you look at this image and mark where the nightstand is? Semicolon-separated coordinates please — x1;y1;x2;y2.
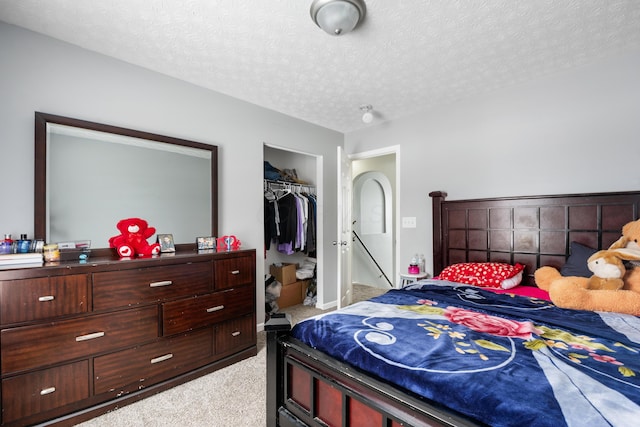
399;272;429;287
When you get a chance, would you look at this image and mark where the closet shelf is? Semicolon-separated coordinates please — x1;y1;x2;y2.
264;179;315;193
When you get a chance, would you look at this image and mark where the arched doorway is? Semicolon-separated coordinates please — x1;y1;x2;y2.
352;171;394;288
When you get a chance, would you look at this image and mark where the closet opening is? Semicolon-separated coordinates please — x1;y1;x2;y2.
263;144;322;314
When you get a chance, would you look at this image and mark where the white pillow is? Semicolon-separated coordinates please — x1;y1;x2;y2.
501;271;523;289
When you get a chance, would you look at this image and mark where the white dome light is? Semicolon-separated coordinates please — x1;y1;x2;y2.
310;0;367;36
360;105;374;123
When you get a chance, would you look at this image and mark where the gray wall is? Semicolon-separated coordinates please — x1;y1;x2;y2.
0;22;343;326
345;48;640;278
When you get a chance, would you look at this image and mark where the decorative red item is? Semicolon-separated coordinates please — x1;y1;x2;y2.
217;235;241;251
108;217;161;258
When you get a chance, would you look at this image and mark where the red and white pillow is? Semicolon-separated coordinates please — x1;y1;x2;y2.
438;262;525;289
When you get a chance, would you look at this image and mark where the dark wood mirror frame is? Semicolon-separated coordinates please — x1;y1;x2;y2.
34;112;218;256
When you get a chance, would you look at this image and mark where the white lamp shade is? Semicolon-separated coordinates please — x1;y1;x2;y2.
311;0;366;36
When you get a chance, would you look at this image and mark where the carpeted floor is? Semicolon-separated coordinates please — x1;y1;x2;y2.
75;284;388;426
280;283;386;325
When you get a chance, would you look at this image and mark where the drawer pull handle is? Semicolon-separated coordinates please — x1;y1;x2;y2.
75;331;105;342
38;295;55;302
151;353;174;364
149;280;173;287
206;305;225;313
232;331;241;337
231;270;240;275
40;387;56;396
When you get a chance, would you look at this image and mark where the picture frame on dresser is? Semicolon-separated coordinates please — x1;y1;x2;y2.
197;236;217;251
158;233;176;253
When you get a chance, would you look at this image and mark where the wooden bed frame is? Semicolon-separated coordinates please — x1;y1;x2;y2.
265;190;640;427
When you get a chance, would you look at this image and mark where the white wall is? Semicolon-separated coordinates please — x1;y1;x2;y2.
0;22;343;326
345;48;640;278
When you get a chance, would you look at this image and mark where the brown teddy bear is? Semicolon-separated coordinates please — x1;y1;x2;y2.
610;218;640;254
534;219;640;315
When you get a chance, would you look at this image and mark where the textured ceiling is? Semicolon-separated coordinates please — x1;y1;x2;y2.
1;0;640;133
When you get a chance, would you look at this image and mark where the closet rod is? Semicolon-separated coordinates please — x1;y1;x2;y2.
264;179;315;193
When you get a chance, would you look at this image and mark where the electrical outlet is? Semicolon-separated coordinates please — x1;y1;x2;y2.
402;217;417;228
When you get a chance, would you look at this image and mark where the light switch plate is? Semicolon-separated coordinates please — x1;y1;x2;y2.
402;217;417;228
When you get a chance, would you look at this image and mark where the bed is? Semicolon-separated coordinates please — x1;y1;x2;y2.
265;190;640;427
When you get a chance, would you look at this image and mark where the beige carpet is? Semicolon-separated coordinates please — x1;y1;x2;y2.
75;284;388;426
77;334;268;427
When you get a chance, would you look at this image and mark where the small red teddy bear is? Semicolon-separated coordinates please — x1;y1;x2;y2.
108;217;161;258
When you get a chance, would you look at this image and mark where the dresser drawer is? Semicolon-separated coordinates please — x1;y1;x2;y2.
162;286;254;336
1;306;158;374
94;328;213;395
0;275;89;325
214;256;254;290
215;314;255;355
1;360;89;424
93;261;213;310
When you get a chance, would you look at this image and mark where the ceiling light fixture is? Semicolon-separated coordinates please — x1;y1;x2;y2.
310;0;367;36
360;105;374;123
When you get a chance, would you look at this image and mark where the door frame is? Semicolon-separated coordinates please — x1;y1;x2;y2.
345;145;401;291
263;143;325;306
352;170;394;288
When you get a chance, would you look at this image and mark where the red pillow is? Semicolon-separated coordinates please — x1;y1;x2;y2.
439;262;525;289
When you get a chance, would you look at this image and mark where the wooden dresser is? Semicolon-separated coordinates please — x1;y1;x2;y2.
0;249;256;426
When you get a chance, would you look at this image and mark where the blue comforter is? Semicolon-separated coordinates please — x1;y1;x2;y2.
291;281;640;427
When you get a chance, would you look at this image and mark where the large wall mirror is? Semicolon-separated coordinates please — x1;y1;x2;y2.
34;112;218;253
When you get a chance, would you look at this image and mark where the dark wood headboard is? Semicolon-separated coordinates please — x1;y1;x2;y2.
430;190;640;286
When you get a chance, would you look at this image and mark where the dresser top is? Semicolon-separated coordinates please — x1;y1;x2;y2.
0;248;255;280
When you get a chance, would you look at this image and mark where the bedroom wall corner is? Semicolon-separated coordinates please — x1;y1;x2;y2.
344;47;640;278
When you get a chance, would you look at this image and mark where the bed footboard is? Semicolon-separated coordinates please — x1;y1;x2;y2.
266;313;294;427
265;314;479;427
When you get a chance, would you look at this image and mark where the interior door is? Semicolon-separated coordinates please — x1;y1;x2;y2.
336;146;352;308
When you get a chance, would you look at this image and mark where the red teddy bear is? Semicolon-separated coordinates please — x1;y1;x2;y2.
108;217;161;258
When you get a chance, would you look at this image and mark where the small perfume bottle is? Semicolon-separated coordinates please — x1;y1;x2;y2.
0;234;12;254
17;234;32;253
408;254;420;274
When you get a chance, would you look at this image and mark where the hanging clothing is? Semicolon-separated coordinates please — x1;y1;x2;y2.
264;197;277;251
264;181;316;257
305;194;316;254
